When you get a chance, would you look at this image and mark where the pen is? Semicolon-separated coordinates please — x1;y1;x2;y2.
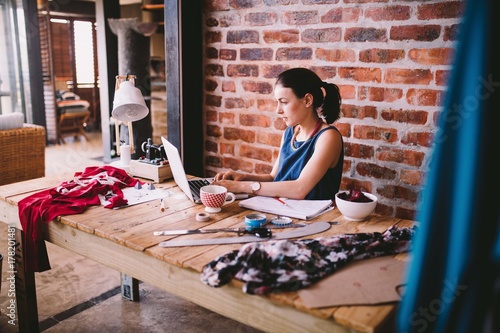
160;198;166;212
274;197;287;206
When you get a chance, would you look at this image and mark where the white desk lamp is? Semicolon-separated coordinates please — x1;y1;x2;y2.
112;74;149;158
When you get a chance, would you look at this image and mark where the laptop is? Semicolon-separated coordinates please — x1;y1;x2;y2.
161;136;248;203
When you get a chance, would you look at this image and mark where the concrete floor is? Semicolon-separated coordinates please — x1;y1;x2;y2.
0;132;262;333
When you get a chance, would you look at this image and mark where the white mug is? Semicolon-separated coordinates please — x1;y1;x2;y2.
200;185;236;213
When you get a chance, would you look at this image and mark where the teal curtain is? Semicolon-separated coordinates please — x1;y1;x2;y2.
397;0;500;332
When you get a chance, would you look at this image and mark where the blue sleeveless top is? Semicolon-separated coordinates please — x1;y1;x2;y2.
274;126;344;200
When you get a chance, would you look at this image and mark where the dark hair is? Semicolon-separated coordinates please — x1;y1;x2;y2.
275;68;342;124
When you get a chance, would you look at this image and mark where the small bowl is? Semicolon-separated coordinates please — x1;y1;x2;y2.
335;192;378;221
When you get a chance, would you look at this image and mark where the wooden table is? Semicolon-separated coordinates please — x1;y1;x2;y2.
0;174;414;333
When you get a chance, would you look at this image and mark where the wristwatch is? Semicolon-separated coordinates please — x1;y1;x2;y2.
251;181;261;194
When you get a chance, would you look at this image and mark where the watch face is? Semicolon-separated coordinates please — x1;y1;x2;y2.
252;182;260;191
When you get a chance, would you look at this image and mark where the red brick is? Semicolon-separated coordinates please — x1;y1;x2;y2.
321;7;361;23
255;163;273;174
406;89;443;107
205;139;218;153
205;154;222;168
224;97;253;109
222;80;236;92
263;29;300;44
400;169;424;186
345;28;387;42
206;94;222;107
206;124;222;138
240;113;272;127
435;70;451;86
245;12;278;26
227;64;259;77
356;162;397;180
219;143;235;155
222;156;254;173
385;68;433;85
417;1;465;20
390;25;441;42
408;48;455;66
401;131;434;148
206;47;218;59
283;11;319;25
240;48;274;61
205;31;222;43
367;87;403;102
242;80;273;94
227;30;260;44
261;64;291;78
353;125;398;143
276;47;313;61
444;24;461;42
338;67;382;83
394;207;417;220
334;122;351;137
205;64;224;76
224;127;256;143
341;104;377;119
378;185;418;203
206;109;218;122
302;28;342;43
316;48;356;62
365;5;411;21
257;99;277;112
220;49;237;60
205;79;218;92
376;147;425;167
219;112;235;124
359;48;405;63
219;14;241;27
344;142;375;159
240;144;273;162
380;108;428;125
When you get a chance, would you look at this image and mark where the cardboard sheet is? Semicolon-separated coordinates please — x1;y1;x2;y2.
298;255;408;309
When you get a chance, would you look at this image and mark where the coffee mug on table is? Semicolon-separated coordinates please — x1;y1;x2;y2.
200;185;236;213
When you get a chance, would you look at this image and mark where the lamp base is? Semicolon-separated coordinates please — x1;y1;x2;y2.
129;159;172;183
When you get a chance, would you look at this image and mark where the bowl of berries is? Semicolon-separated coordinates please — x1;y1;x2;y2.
335;189;377;221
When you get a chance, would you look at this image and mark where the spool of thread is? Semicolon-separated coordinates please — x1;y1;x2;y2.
244;213;267;228
120;144;131;165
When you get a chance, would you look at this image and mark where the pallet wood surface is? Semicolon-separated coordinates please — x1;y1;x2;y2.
0;174;415;333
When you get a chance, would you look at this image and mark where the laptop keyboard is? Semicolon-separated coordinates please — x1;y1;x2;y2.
188;178;211;197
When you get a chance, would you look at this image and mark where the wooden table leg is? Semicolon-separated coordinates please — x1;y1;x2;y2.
15;228;40;332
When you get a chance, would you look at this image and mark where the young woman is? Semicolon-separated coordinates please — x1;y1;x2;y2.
213;67;344;200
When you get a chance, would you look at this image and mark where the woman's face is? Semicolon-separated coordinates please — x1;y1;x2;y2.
274;84;307;127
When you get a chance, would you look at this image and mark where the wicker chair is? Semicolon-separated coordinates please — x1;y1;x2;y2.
0;124;46;186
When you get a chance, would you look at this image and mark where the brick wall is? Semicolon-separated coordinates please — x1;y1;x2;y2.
201;0;465;220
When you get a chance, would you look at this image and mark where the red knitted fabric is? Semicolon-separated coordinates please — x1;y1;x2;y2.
18;166;140;272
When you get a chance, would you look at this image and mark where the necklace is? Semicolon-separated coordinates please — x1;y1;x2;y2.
290;119;323;151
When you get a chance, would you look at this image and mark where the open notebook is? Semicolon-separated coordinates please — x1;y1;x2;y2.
239;196;333;220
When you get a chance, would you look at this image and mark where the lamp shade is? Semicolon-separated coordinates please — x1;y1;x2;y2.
112;81;149;122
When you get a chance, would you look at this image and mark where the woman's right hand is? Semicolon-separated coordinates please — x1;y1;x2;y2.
213;170;245;181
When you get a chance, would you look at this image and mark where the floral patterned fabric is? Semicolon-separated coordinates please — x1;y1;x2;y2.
201;226;415;295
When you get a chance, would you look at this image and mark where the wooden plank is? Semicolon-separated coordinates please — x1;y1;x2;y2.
334;305;396;333
43;219;352;333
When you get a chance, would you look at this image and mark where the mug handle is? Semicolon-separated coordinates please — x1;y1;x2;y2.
223;192;236;206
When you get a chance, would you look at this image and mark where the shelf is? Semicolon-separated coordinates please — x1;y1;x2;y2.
141;4;164;11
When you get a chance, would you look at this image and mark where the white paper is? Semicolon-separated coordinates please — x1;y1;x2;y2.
238;196;333;220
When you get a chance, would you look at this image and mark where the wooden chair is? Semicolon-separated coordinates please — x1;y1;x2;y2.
56;99;91;144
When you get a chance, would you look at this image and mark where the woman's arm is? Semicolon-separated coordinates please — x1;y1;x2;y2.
213;129;342;199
